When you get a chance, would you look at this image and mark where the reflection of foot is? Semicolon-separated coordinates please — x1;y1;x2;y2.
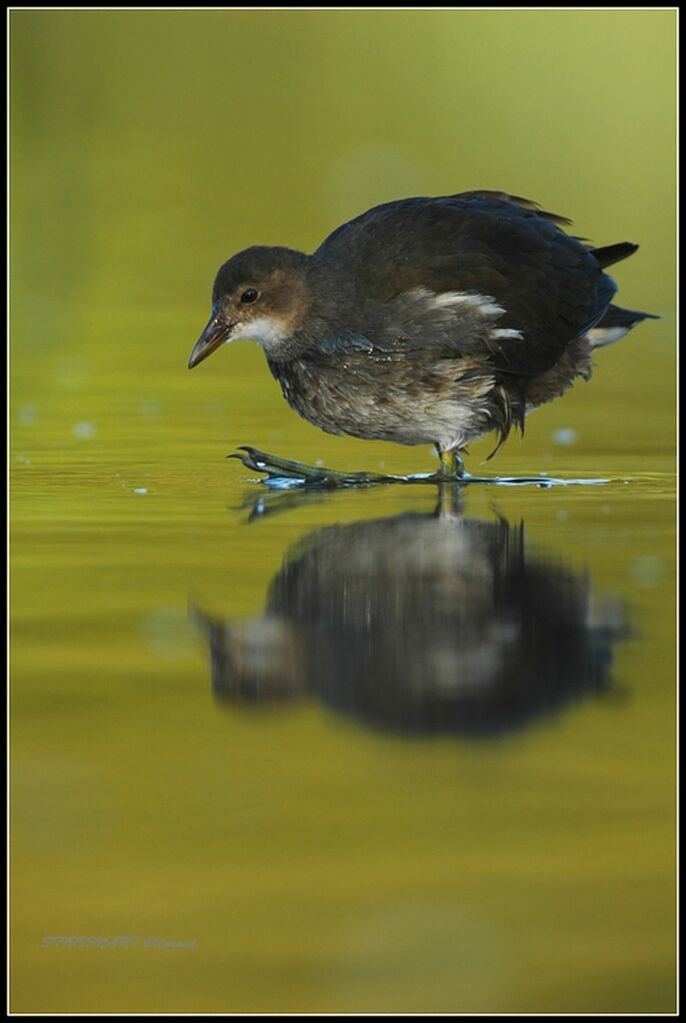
237;487;332;523
230;446;407;488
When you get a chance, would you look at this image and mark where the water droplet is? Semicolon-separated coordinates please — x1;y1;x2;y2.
18;404;39;425
72;422;96;439
552;428;577;446
631;556;664;588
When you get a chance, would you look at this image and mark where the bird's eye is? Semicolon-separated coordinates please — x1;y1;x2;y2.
240;288;259;304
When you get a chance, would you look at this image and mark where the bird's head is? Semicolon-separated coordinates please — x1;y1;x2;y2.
188;246;312;368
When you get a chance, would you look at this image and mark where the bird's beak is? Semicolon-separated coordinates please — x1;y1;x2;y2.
188;312;234;369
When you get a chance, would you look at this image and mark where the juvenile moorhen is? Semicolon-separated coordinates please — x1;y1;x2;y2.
188;190;656;485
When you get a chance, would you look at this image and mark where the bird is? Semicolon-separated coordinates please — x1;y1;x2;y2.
188;190;657;484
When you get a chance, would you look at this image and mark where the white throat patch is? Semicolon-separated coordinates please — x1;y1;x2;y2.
233;316;290;353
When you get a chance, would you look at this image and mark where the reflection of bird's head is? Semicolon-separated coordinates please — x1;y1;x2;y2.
199;614;305;706
188;247;313;367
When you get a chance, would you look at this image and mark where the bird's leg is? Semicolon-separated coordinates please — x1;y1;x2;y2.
429;446;466;482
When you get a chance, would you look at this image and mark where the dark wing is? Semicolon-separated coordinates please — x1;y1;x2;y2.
314;192;617;379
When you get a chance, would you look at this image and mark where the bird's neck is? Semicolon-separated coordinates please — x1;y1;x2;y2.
265;257;360;362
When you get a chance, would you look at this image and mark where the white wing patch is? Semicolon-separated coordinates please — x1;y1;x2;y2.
408;287;506;318
430;290;505;316
491;328;524;340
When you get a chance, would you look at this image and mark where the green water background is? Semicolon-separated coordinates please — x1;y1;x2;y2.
10;10;676;1013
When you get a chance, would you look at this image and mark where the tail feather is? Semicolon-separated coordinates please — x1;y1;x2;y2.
591;241;639;268
587;303;660;348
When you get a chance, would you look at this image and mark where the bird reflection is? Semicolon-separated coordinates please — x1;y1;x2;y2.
193;493;627;738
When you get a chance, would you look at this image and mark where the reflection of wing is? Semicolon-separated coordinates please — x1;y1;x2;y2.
314;191;618;378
